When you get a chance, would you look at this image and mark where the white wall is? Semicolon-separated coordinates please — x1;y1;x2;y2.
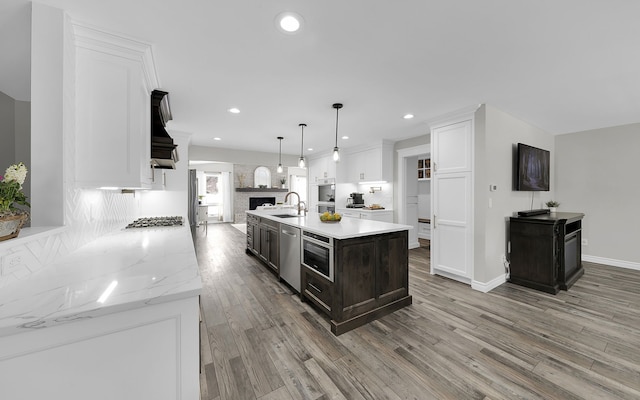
474;105;556;283
190;145;299;167
556;123;640;266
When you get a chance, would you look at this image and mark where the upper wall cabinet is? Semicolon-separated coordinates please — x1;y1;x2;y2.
418;157;431;180
307;153;337;184
345;140;393;183
74;23;159;188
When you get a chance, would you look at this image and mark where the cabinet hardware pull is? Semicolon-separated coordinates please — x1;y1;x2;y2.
433;161;437;172
308;283;322;293
433;214;437;229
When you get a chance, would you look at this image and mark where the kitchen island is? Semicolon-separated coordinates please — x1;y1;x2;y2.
246;209;412;335
0;225;202;399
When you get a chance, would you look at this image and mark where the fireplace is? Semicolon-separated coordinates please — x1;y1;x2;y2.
249;197;276;210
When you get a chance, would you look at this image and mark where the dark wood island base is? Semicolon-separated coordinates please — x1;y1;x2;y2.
301;230;412;335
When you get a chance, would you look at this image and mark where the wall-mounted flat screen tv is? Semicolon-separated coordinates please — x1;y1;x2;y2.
516;143;550;191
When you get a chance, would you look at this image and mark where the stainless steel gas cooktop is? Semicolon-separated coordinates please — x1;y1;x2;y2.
126;216;183;229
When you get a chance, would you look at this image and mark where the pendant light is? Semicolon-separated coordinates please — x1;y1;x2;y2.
298;123;307;168
276;136;284;173
332;103;343;162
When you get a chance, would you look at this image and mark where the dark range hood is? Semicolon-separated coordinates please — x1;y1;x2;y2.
151;89;179;169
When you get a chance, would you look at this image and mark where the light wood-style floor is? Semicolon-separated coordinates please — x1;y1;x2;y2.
195;223;640;400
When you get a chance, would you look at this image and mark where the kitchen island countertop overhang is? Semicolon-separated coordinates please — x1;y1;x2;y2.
246;210;413;239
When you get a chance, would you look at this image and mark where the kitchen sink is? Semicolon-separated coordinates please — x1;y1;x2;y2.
272;214;300;218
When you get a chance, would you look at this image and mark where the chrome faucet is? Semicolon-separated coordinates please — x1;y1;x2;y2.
284;191;301;215
284;192;307;216
298;201;308;216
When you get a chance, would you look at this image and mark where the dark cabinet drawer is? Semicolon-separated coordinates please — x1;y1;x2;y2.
303;269;332;312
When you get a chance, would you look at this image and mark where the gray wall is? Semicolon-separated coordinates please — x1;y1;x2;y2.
556;123;640;265
474;105;556;283
0;91;31;208
0;91;16;166
31;3;65;226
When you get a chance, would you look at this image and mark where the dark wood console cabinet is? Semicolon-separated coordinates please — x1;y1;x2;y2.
509;212;585;294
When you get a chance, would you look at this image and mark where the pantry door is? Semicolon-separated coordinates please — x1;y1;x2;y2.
431;117;474;284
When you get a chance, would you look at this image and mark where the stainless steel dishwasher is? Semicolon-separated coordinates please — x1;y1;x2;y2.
279;225;301;292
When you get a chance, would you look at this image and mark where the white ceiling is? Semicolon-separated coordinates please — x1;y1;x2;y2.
2;0;639;157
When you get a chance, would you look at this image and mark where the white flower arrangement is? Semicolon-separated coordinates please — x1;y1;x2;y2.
0;162;30;214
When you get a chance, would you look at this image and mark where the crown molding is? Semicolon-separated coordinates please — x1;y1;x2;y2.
71;20;160;91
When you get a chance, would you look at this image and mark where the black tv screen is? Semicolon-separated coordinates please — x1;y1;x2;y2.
516;143;550;191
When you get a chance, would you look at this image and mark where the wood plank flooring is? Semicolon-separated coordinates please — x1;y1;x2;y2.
195;223;640;400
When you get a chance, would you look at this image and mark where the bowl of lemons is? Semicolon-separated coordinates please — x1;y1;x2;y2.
319;211;341;223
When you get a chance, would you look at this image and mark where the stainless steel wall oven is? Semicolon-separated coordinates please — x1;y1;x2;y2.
301;230;334;282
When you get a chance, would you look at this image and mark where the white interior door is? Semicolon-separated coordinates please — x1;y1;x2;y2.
432;118;474;283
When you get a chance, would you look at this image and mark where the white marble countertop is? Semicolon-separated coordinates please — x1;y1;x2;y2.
247;210;411;239
0;225;201;338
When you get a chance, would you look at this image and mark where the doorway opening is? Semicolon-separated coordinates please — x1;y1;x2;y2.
199;171;233;223
397;144;431;251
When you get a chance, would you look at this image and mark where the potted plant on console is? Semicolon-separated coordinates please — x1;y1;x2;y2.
280;177;287;189
546;200;560;213
0;162;30;241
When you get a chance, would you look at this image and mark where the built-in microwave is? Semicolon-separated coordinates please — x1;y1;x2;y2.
301;231;334;282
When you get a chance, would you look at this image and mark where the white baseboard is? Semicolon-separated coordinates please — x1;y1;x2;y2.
472;274;507;293
582;255;640;271
408;240;420;249
432;269;471;286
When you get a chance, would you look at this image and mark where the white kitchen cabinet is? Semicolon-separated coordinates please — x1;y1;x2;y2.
307;153;336;183
418;221;431;239
338;209;361;219
418;157;431;180
0;296;200;400
431;112;475;283
345;140;393;183
74;24;158;189
308;153;337;212
337;208;393;223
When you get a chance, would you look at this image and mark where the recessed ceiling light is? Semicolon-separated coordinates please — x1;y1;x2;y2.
307;147;314;152
276;12;304;34
341;136;349;140
213;137;221;141
403;113;414;119
228;107;240;114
